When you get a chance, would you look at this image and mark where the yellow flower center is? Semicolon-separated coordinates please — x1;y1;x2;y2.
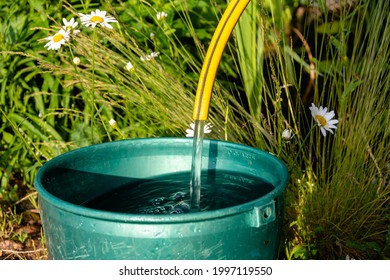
53;33;63;43
315;115;327;127
91;15;104;23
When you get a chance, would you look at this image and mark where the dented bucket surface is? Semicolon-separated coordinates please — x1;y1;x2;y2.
34;138;289;260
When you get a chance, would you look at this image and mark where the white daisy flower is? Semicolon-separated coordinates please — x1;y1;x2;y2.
44;29;69;50
185;122;212;138
149;52;159;58
309;103;339;136
79;9;118;29
73;57;81;65
124;61;134;72
62;17;80;35
109;119;117;128
282;129;293;140
156;11;168;21
140;52;160;61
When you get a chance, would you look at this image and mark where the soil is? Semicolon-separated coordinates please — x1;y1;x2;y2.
0;205;48;260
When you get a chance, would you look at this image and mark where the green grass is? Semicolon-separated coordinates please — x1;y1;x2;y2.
280;0;390;259
0;0;389;259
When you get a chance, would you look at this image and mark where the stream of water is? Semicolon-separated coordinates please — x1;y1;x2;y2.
189;120;205;212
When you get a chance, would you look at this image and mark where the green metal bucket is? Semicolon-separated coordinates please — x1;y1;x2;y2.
34;138;288;259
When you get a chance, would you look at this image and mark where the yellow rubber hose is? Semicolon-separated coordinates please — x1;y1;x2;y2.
193;0;251;121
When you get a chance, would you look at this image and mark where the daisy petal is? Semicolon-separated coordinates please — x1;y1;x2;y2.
326;111;335;120
328;119;339;125
320;127;327;137
185;122;212;138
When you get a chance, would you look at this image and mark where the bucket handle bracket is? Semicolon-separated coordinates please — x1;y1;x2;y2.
246;200;276;228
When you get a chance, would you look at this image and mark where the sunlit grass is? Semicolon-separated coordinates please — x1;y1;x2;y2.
281;0;390;259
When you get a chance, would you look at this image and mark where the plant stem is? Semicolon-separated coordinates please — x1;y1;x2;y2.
90;28;96;143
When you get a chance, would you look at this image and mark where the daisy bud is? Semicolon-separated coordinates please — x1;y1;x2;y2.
73;57;81;65
109;119;117;129
282;129;293;140
124;61;134;72
157;11;168;21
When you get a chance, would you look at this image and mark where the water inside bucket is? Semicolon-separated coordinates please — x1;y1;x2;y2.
82;170;274;214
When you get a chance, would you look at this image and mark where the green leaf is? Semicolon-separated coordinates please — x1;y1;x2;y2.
25;112;63;141
285;46;323;76
330;36;347;56
8;112;47;140
317;21;342;35
8;25;16;45
1;130;14;144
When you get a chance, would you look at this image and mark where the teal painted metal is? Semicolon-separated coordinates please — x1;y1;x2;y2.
34;138;289;259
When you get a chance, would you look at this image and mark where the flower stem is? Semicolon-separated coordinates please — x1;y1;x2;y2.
90;28;96;143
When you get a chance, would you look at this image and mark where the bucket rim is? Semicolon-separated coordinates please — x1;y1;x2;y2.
34;137;289;224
